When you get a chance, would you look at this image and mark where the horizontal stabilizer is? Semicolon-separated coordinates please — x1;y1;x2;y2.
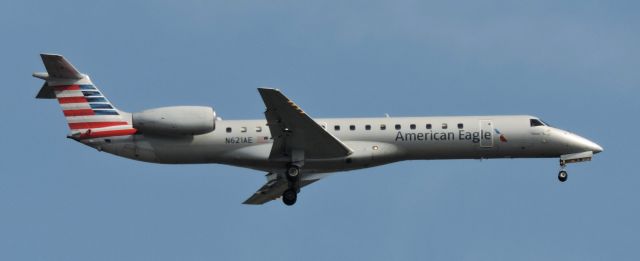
33;54;92;98
39;53;83;79
35;82;56;99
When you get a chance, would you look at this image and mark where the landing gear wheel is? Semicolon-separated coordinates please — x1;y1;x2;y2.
282;189;297;206
286;166;300;180
558;170;568;182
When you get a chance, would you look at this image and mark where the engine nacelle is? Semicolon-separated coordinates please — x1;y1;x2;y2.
132;106;216;136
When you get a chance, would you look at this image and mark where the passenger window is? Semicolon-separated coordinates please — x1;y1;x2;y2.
530;119;545;127
350;125;356;131
457;123;464;129
395;124;401;130
380;124;386;130
426;124;432;130
241;127;247;133
256;126;262;132
442;123;448;129
226;127;232;133
334;125;341;131
410;124;416;130
365;125;371;131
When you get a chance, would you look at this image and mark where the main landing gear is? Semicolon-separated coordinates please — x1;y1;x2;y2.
282;165;300;206
286;165;300;180
282;188;297;206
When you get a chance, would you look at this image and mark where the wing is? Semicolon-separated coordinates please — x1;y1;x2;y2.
243;173;320;205
258;88;353;160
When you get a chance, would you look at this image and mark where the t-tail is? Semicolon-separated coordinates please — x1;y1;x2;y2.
33;54;136;139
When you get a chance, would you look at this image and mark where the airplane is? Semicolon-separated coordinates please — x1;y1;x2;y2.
34;54;604;206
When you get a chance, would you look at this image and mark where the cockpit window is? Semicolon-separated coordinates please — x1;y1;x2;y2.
540;119;552;127
530;119;545;127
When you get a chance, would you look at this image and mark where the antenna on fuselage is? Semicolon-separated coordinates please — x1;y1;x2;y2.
384;113;390;118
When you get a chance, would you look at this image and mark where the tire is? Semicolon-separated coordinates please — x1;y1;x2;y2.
282;189;297;206
558;170;568;182
286;166;300;180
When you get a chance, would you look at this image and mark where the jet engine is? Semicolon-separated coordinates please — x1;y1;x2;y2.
132;106;216;136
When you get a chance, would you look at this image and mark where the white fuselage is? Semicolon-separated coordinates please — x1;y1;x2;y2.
81;115;601;175
34;54;604;205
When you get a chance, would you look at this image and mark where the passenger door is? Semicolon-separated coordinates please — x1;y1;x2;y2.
479;120;494;148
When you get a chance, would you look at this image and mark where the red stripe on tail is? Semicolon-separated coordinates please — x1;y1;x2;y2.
63;109;95;116
58;97;88;104
79;128;137;139
53;85;80;91
68;121;129;129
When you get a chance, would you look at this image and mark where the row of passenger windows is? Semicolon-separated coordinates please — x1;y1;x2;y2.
226;126;263;133
224;123;465;133
331;123;464;131
225;119;548;133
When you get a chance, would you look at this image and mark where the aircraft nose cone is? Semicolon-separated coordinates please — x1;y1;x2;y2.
569;133;603;154
590;141;604;154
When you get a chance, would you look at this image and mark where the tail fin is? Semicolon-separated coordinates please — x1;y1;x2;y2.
34;54;136;139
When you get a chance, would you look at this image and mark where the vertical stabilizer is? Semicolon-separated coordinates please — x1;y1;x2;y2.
34;54;136;139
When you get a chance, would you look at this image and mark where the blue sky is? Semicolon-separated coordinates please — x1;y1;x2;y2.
1;0;639;260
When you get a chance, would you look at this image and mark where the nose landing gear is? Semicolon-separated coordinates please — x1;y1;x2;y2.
556;151;594;183
558;170;568;182
557;160;568;182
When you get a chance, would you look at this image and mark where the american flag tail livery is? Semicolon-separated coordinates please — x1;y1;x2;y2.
33;54;136;139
